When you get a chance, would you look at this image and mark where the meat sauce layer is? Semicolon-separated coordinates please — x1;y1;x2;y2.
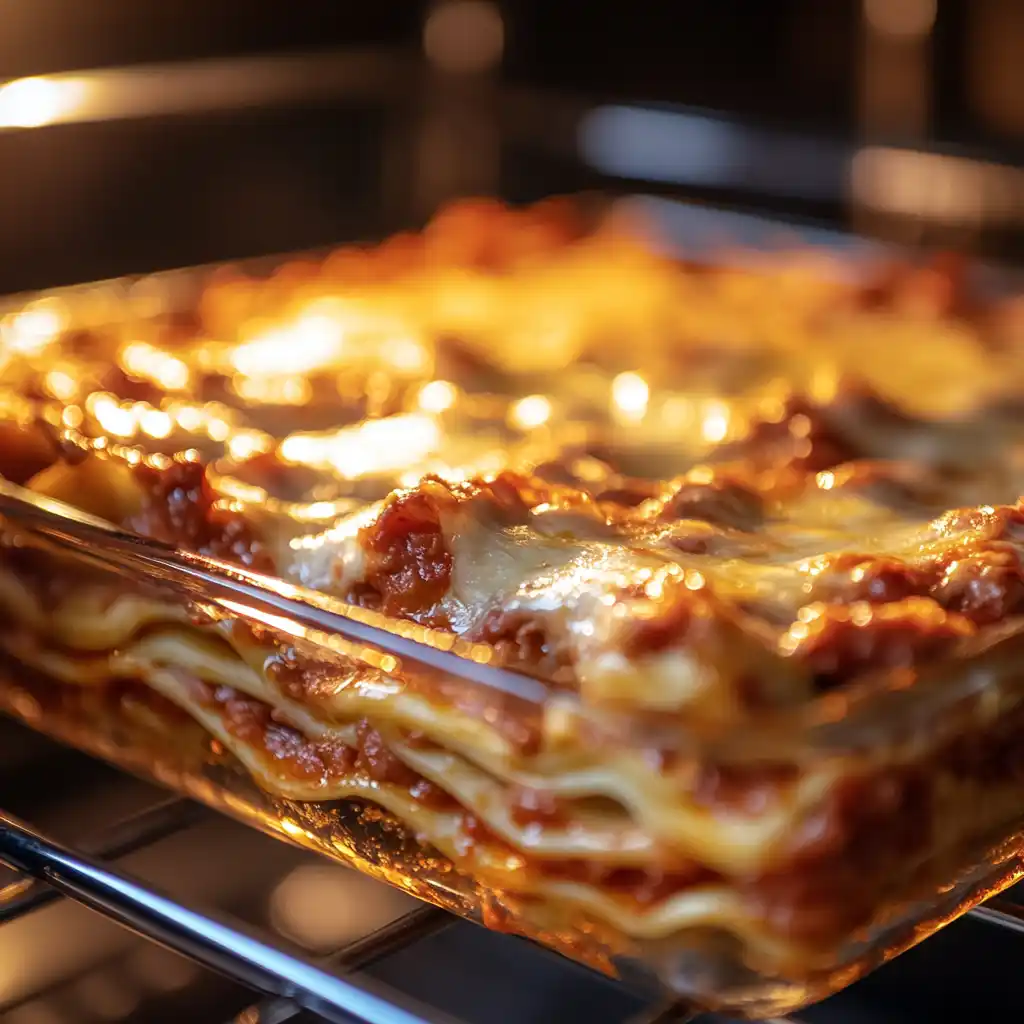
197;676;1024;940
131;457;273;571
13;653;1024;944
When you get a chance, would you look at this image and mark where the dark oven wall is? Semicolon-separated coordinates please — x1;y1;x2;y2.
2;1;1024;292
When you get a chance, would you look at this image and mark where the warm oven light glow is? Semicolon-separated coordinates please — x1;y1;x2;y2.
232;320;344;378
611;372;650;423
1;193;997;521
509;394;552;430
0;76;87;129
232;374;313;406
226;300;431;401
87;393;136;439
416;379;458;414
279;414;443;480
120;342;191;391
1;302;66;355
700;400;732;443
43;368;78;402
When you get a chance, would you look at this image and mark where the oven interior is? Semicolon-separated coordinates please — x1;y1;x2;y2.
4;5;1024;1021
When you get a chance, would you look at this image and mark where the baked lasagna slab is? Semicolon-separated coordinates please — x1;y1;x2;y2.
3;198;1024;1013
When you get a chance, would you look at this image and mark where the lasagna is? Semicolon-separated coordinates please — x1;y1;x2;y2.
2;198;1024;1010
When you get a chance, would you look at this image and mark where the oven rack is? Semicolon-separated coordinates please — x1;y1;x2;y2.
1;794;1023;1024
0;796;684;1024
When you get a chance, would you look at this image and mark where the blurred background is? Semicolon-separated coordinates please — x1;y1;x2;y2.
1;0;1023;291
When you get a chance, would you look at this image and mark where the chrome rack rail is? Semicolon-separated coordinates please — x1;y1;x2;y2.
0;802;458;1024
0;799;701;1023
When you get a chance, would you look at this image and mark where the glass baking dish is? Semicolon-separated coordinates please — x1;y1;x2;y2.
3;197;1024;1018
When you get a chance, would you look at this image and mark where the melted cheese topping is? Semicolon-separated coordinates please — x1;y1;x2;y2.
285;469;1024;717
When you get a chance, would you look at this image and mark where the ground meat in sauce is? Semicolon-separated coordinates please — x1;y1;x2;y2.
807;525;1024;625
260;627;544;757
662;520;757;557
263;647;363;708
938;503;1024;543
460;811;501;845
689;760;800;815
782;598;975;686
443;685;543;755
818;553;937;606
723;386;925;476
130;457;272;570
12;646;1024;940
408;777;459;810
355;720;420;787
744;766;934;941
359;485;453;617
618;587;719;659
594;479;659;508
550;862;718;905
531;458;587;487
721;395;862;473
0;546;97;607
213;685;335;780
737;694;1024;941
942;695;1024;785
936;552;1024;625
507;785;568;828
825;460;938;512
0;422;58;484
209;684;450;798
202;679;990;935
469;608;576;686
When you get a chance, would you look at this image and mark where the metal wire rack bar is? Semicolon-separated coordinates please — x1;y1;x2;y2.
967;898;1024;936
234;908;454;1024
0;790;704;1023
0;796;203;923
0;808;456;1024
